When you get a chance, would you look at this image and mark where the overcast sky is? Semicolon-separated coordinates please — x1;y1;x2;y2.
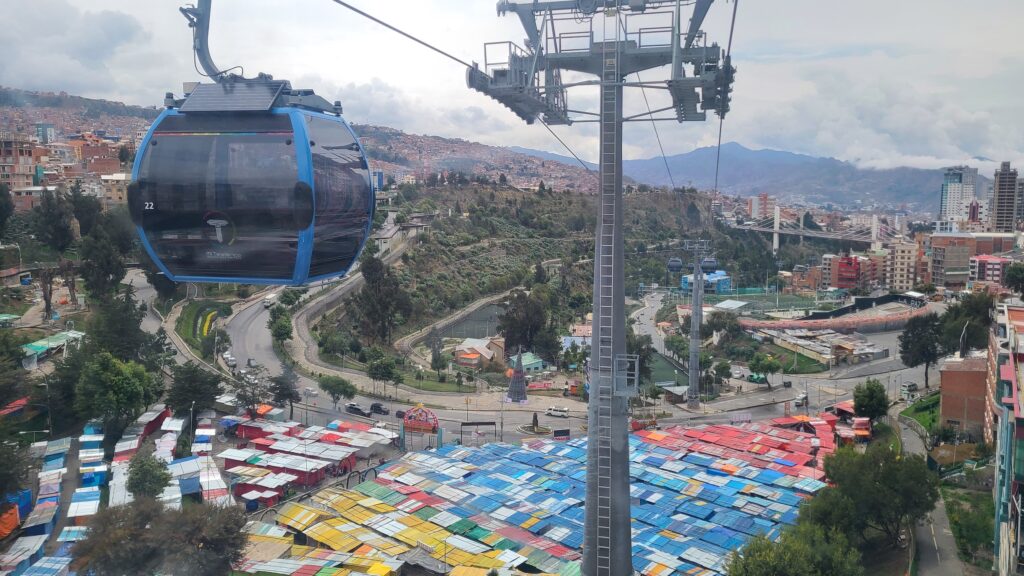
8;0;1023;172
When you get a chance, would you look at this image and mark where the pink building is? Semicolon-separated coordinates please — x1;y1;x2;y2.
969;254;1011;284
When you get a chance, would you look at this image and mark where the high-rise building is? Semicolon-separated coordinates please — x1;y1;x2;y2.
939;166;978;222
991;161;1018;233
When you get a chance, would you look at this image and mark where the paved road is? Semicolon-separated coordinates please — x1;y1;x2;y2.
899;418;964;576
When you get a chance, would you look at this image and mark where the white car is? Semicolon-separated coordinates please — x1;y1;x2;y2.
545;406;570;418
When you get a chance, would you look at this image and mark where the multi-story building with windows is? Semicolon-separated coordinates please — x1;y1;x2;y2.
0;134;36;190
970;254;1011;284
991;162;1019;233
887;242;919;292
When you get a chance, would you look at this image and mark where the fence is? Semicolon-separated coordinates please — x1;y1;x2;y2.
898;414;931;447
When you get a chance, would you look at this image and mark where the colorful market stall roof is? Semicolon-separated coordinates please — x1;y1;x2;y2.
235;421;830;576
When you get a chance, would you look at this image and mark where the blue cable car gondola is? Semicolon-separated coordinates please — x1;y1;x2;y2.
128;0;373;286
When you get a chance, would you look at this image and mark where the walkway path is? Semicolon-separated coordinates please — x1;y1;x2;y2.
897;413;964;576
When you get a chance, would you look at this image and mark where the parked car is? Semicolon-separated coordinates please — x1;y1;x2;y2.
345;403;370;417
794;392;808;407
395;410;406;419
222;352;237;368
370;402;389;415
782;380;793;388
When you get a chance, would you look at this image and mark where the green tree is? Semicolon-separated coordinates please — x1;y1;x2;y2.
498;289;549;353
797;486;862;543
118;145;131;164
726;524;862;576
1006;263;1024;296
166;361;221;417
664;334;688;359
200;328;230;360
824;444;939;546
626;331;655;383
758;354;782;390
127;453;171;499
714;360;732;384
74;499;246;576
940;292;993;352
268;306;293;343
76;352;161;431
912;282;937;296
853;378;888;421
534;326;562;363
230;364;271;419
0;184;13;237
428;328;446;378
947;491;994;563
319;375;356;409
80;227;126;299
141;256;178;301
73;498;165;576
32;188;74;252
69;180;102;236
898;313;943;388
0;331;25;408
0;426;29;500
270;369;301;420
534;261;548;284
159;504;246;575
367;357;396;396
350;255;412;343
97;206;136;255
88;285;171;371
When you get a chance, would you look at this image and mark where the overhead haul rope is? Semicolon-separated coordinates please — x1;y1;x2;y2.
328;0;593;171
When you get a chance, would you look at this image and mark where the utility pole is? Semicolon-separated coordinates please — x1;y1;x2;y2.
472;3;733;574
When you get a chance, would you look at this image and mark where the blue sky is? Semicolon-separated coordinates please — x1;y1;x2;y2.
8;0;1023;172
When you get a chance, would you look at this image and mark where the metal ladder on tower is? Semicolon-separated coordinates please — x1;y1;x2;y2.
594;11;620;575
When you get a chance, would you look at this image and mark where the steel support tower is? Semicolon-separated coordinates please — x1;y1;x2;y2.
683;240;711;409
470;3;733;574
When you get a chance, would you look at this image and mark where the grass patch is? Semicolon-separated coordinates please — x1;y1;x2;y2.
0;287;33;317
400;369;476;393
873;422;901;453
650;352;681;385
901;394;940;431
760;343;828;374
942;485;995;568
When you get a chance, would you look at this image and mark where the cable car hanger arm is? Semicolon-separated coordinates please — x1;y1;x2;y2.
180;0;270;83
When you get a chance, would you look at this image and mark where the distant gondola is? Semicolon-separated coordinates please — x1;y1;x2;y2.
700;256;719;273
667;257;684;274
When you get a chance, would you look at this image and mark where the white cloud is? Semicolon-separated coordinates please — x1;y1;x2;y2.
9;0;1024;171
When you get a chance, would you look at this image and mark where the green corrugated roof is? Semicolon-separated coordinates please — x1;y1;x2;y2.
412;506;440;521
447;518;476;535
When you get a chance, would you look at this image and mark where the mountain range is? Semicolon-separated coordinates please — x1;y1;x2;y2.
515;142;958;210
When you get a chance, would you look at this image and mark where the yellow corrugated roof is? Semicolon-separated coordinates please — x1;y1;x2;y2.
277;502;328;531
